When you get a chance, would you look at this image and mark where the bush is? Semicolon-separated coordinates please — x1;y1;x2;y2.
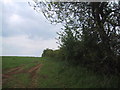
42;48;54;57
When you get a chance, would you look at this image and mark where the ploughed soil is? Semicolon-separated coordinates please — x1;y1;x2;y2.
2;63;43;88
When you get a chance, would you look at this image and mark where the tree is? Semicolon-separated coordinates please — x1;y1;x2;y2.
42;48;54;57
34;1;119;55
33;1;120;74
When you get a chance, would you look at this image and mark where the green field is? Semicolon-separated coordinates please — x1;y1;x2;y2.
2;56;119;88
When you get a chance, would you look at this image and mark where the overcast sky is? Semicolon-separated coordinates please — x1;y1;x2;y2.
1;0;62;57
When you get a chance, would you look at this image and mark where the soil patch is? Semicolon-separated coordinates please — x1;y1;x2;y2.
28;64;42;88
2;64;43;88
2;65;25;84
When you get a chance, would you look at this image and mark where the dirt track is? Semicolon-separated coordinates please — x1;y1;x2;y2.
28;64;42;88
2;65;25;84
2;64;42;88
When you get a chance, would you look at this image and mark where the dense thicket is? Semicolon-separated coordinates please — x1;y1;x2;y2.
42;48;60;58
33;1;120;75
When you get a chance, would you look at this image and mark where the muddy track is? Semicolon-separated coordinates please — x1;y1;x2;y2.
2;63;43;88
2;65;25;84
28;64;42;88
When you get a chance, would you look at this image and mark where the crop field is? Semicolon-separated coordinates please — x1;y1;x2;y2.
2;56;119;88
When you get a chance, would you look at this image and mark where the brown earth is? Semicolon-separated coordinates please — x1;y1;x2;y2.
2;64;43;88
2;65;25;84
28;64;42;88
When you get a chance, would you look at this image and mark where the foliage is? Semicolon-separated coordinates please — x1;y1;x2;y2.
42;48;61;59
34;2;120;74
42;48;54;57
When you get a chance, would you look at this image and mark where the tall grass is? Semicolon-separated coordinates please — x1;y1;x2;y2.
2;56;119;88
37;58;119;88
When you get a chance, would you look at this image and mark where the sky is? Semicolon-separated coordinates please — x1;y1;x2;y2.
1;0;62;57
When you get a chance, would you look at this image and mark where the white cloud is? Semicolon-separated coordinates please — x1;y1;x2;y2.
0;36;2;56
4;0;12;4
3;1;62;37
3;0;35;3
10;14;22;22
2;1;62;56
9;14;24;26
2;35;58;56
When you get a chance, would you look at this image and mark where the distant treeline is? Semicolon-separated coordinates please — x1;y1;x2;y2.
33;2;120;75
42;49;60;58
